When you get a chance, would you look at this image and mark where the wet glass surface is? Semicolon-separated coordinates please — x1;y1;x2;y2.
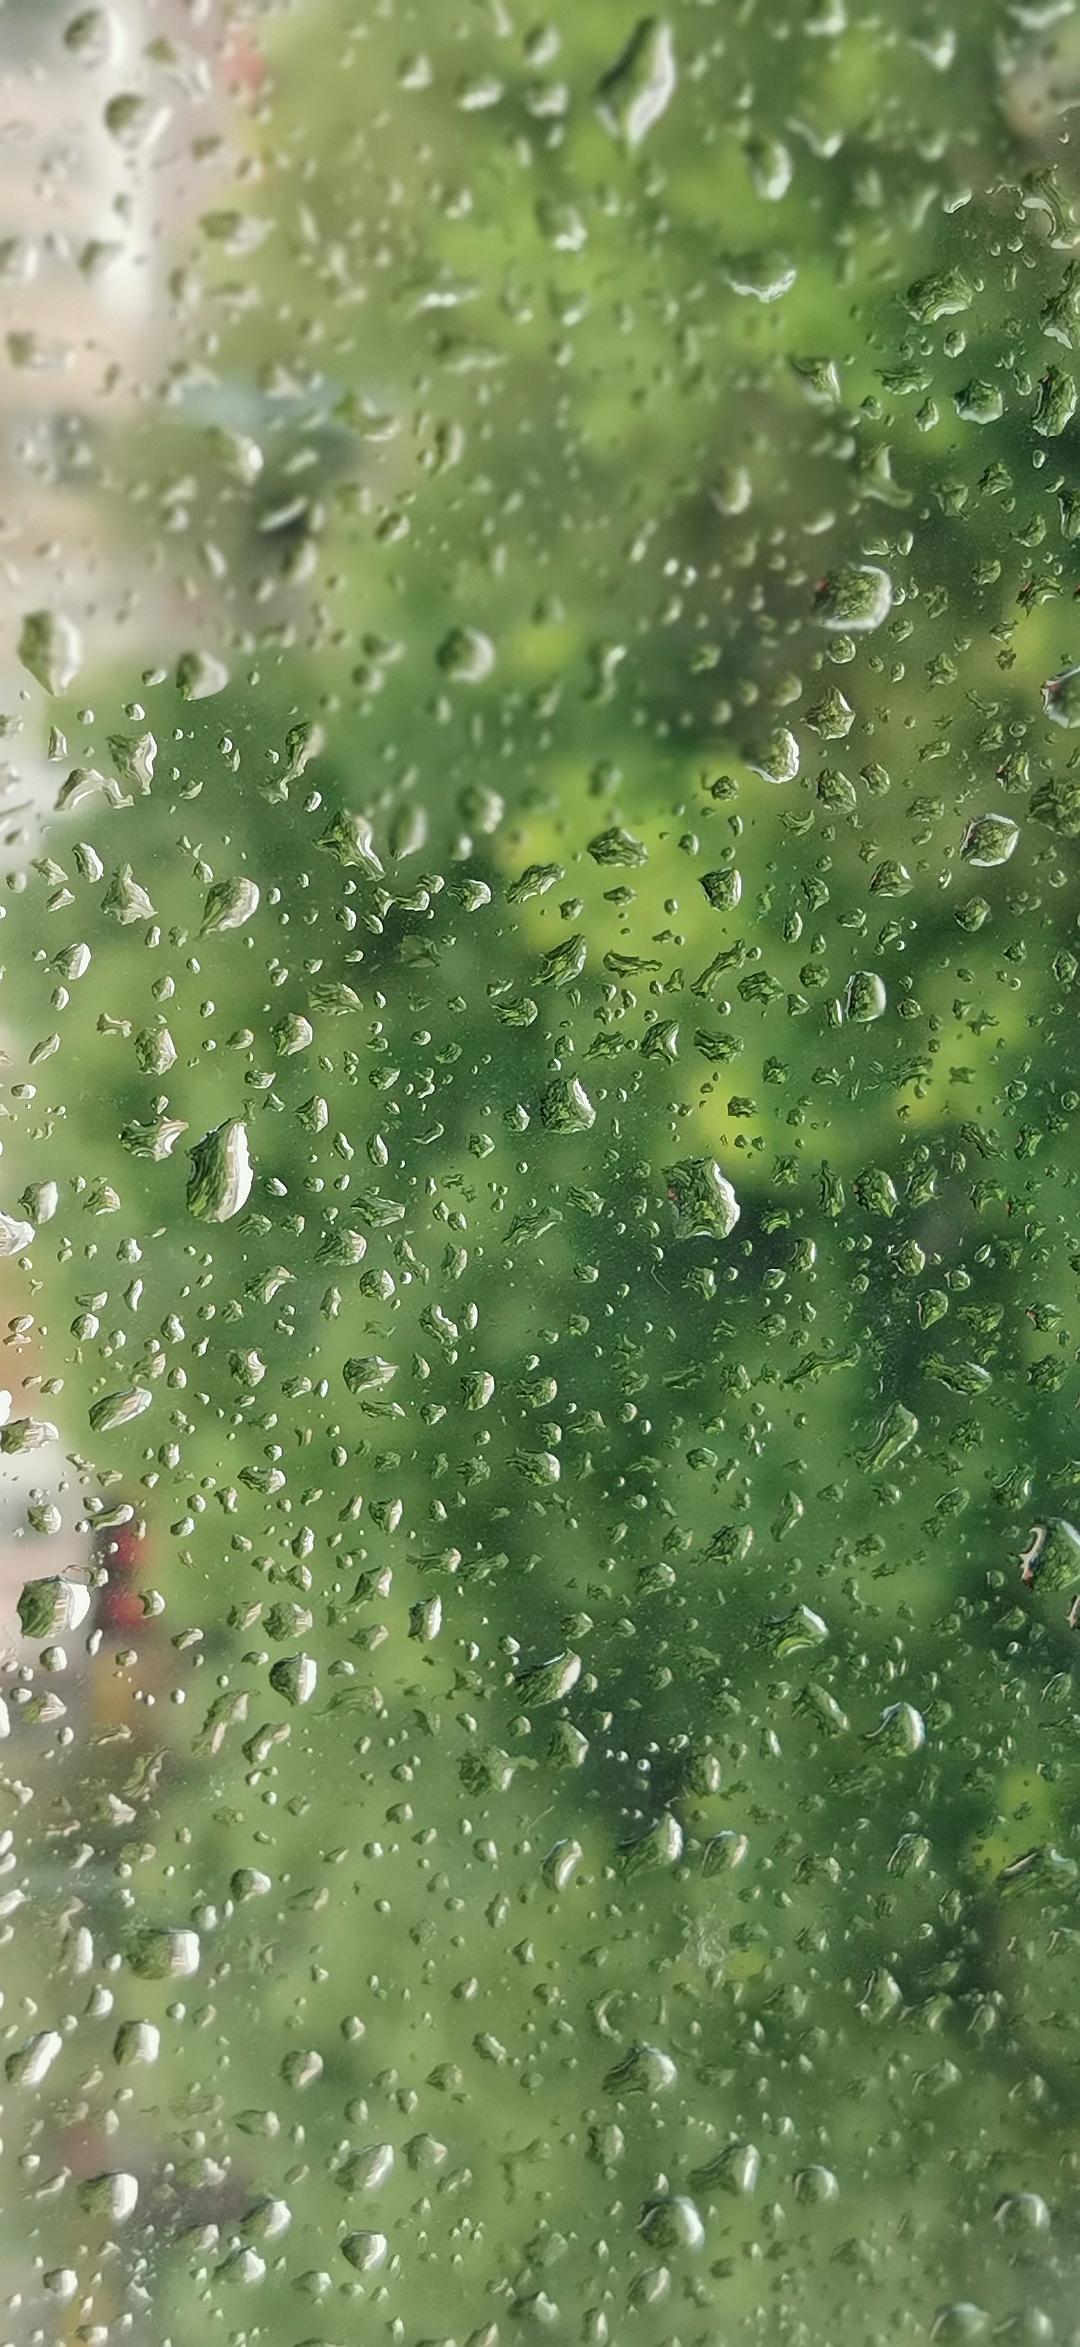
2;3;1080;2342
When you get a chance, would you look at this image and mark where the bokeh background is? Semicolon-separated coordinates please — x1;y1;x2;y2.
3;0;1080;2341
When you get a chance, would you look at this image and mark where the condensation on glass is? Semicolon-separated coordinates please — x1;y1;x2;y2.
0;3;1079;2344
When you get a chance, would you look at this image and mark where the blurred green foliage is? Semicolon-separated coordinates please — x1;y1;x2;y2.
6;1;1080;2342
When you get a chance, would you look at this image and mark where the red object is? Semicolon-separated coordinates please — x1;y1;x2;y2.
95;1518;147;1636
223;28;266;95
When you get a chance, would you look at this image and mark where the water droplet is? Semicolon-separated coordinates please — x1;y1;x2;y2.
665;1157;740;1239
961;813;1019;866
17;609;82;694
814;563;893;632
186;1121;253;1222
595;17;676;149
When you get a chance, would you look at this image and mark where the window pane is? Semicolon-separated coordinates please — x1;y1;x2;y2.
2;4;1078;2344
